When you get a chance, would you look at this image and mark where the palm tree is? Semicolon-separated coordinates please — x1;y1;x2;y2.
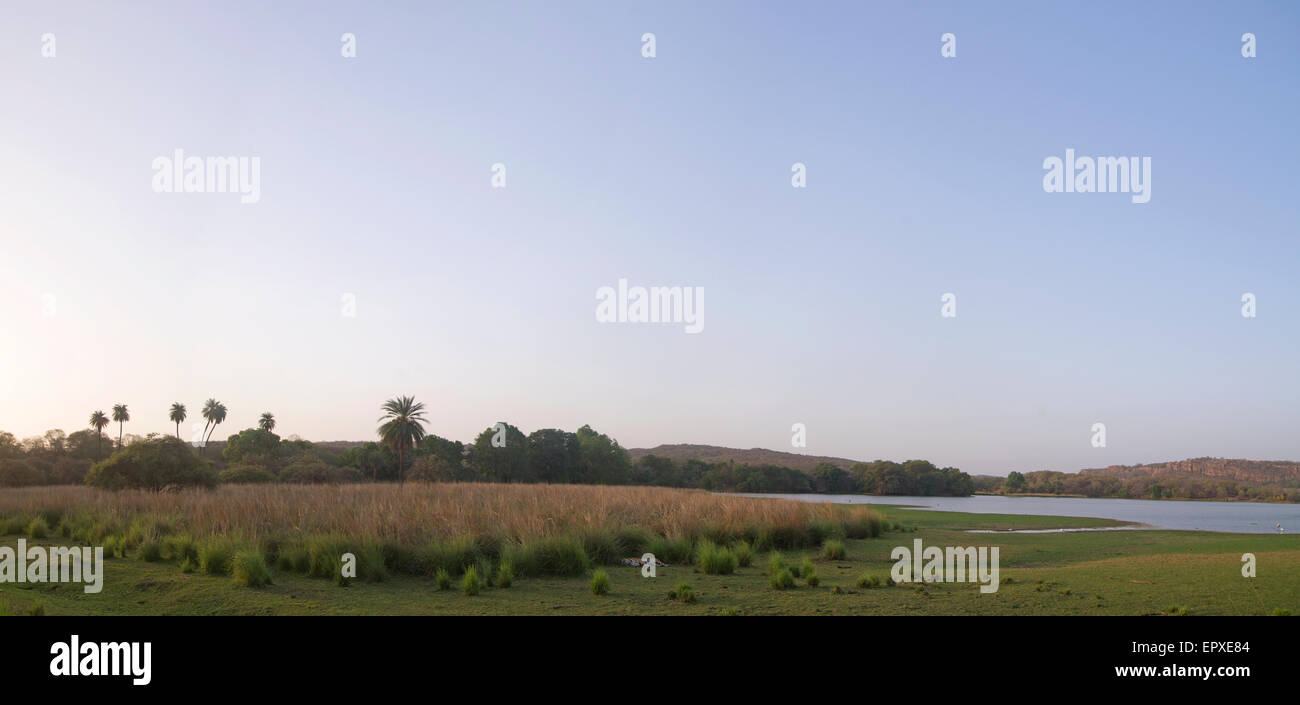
111;404;129;449
378;396;427;484
258;412;275;433
200;399;227;454
169;403;187;439
89;410;109;459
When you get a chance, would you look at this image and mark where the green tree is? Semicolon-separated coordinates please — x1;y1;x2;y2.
85;436;217;491
258;412;275;432
525;428;579;483
575;425;630;485
111;404;130;449
169;402;187;439
471;422;529;482
1005;471;1027;494
377;396;427;484
223;428;282;465
89;410;110;459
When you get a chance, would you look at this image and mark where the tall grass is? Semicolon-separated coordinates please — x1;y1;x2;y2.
0;483;886;583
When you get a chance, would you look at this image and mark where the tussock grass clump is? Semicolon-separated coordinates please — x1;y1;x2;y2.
1272;608;1292;616
476;559;495;588
614;526;655;555
821;539;846;561
25;517;49;539
1167;605;1188;616
531;536;589;576
434;567;451;590
697;541;738;575
732;541;752;567
648;535;694;565
496;560;514;588
590;568;611;595
801;557;819;586
198;542;233;576
856;573;882;588
580;530;620;565
673;582;696;603
768;553;795;590
136;540;163;562
414;535;479;576
163;534;199;565
462;566;482;596
233;551;273;588
3;514;31;535
844;513;884;539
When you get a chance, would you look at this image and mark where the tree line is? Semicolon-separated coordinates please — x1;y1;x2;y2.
980;470;1300;503
0;396;971;496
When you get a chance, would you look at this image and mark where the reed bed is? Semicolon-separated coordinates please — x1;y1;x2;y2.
0;483;887;580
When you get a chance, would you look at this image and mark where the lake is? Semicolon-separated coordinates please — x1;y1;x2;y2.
727;493;1300;534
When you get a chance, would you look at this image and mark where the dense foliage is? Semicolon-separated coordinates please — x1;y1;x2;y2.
975;468;1300;502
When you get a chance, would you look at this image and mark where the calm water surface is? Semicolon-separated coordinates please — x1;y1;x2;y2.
726;493;1300;534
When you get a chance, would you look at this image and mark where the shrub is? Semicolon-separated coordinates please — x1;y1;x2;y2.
1272;608;1292;617
732;541;753;567
85;437;217;490
462;566;482;596
198;542;233;576
822;539;846;560
25;517;49;539
496;560;514;588
218;464;275;484
590;569;611;595
1167;605;1188;616
233;551;273;588
435;567;451;590
697;541;738;575
476;559;495;588
179;556;197;574
279;457;347;484
675;582;696;603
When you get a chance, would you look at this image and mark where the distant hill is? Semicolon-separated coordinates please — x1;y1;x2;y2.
627;444;864;473
1080;458;1300;488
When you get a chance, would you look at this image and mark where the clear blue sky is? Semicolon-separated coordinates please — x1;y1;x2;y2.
1;1;1296;475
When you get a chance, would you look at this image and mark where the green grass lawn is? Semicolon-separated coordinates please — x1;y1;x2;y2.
2;507;1296;616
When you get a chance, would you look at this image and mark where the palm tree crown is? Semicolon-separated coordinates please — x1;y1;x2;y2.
169;403;187;439
378;396;427;484
111;403;129;448
259;412;276;433
200;399;227;453
89;410;109;459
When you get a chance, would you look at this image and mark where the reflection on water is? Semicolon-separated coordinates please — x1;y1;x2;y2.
725;493;1300;534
